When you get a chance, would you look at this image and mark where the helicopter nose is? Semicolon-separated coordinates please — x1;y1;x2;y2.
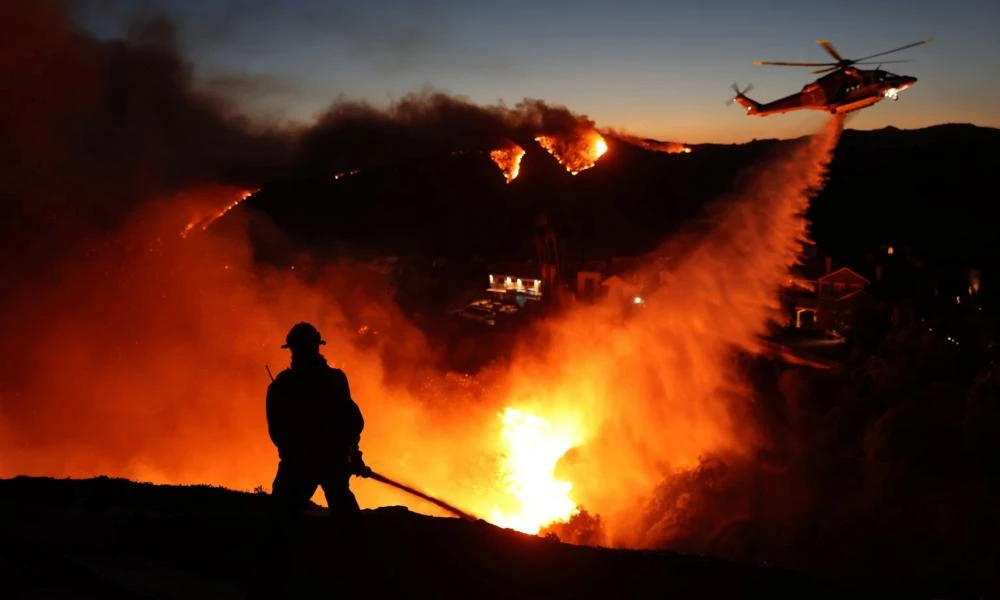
897;76;917;90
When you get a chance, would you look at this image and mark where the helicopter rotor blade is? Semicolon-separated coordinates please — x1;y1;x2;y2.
853;59;915;65
811;65;841;74
754;60;837;67
816;38;845;62
852;38;931;63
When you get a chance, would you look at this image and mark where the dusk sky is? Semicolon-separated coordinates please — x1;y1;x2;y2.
73;0;999;143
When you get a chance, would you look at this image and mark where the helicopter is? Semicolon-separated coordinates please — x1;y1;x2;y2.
729;38;930;116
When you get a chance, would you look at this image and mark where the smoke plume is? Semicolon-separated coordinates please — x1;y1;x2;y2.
0;1;291;285
300;92;604;175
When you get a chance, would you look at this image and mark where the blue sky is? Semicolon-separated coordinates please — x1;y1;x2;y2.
72;0;1000;143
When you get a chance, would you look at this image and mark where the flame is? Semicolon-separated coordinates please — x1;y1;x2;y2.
489;143;525;183
489;407;584;533
180;188;257;237
535;130;608;175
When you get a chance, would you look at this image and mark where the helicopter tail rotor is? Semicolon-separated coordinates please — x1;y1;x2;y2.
727;83;760;114
726;82;754;105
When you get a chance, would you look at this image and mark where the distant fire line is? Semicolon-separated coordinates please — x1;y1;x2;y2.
332;168;361;181
324;129;689;186
180;189;257;238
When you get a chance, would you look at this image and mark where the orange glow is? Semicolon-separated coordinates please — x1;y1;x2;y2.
608;132;693;155
489;143;525;183
0;118;845;550
535;130;608;175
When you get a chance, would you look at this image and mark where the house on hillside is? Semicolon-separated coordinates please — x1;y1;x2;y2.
575;256;652;304
486;261;544;305
783;258;884;333
818;266;869;299
600;273;642;303
576;260;608;299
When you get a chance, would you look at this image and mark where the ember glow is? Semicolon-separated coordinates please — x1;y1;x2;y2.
489;143;526;183
535;131;608;175
489;407;584;533
180;188;257;238
332;168;361;181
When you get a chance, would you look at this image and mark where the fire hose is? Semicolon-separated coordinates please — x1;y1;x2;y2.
265;365;477;522
361;470;478;522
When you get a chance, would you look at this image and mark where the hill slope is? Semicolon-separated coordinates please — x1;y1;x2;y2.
0;476;873;599
240;124;1000;270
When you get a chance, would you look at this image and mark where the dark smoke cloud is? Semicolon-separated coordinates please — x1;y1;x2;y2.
300;91;599;174
0;0;292;284
1;2;602;271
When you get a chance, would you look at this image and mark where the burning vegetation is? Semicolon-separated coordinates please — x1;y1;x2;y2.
535;131;609;175
489;142;526;183
489;407;583;532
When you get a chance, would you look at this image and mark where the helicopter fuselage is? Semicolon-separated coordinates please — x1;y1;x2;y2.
733;61;917;117
735;69;917;116
733;37;928;118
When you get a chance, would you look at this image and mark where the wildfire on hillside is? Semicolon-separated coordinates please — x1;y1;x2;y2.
180;188;257;238
490;142;526;184
535;130;608;175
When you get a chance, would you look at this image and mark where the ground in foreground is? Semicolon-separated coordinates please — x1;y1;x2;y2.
0;476;879;599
